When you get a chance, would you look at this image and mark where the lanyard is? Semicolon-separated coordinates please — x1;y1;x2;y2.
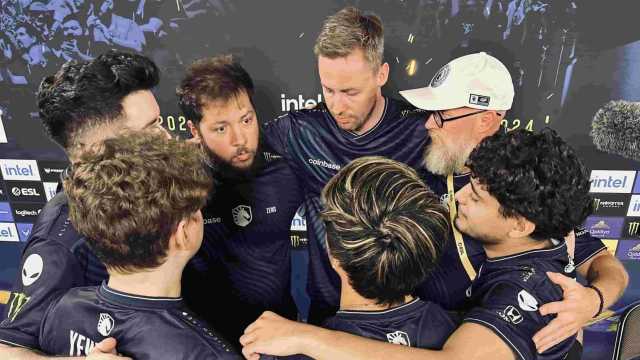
447;174;477;280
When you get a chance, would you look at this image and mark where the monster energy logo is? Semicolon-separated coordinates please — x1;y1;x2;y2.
629;222;640;237
7;292;30;322
593;198;600;211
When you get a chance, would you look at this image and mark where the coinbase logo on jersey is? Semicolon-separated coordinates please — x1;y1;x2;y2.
0;159;41;181
589;170;635;194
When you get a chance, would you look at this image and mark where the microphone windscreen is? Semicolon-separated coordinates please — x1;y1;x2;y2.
591;100;640;161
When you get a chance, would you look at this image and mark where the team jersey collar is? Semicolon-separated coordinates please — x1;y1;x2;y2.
335;297;423;318
485;239;568;265
98;282;184;310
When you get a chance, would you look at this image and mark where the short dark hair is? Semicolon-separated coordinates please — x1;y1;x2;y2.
64;131;212;273
37;50;160;149
467;129;593;240
177;55;254;126
322;156;450;306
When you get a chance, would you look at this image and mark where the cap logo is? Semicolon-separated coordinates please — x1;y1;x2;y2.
469;94;490;107
430;64;450;88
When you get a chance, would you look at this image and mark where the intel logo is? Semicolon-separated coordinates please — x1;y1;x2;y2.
0;159;41;181
589;170;636;194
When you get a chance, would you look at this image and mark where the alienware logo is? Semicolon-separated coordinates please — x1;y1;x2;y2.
97;313;115;336
21;254;43;286
232;205;252;227
386;331;411;346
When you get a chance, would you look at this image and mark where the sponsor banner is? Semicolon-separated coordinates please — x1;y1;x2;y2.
589;170;636;194
591;194;629;216
11;203;44;222
615;240;640;261
635;175;640;194
5;181;46;203
16;223;33;242
625;219;640;239
0;159;41;181
601;239;619;256
584;216;625;239
0;223;19;242
628;195;640;217
43;182;59;202
0;202;13;222
37;161;68;183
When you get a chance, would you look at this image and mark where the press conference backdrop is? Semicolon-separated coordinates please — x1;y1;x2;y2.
1;1;639;358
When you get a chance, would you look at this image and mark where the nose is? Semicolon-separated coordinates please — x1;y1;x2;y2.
230;125;247;146
331;94;348;116
455;184;471;205
425;112;438;130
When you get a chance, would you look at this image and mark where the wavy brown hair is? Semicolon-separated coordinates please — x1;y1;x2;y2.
64;131;212;273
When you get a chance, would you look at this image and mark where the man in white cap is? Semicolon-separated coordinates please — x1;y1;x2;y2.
399;52;627;355
239;52;629;360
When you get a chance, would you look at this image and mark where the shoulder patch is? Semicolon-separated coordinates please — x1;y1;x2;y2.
22;253;44;287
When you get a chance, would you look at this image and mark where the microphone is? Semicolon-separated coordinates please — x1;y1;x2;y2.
591;100;640;161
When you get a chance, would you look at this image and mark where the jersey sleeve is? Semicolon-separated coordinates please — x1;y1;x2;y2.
573;226;607;268
262;114;294;158
463;282;547;360
0;241;84;349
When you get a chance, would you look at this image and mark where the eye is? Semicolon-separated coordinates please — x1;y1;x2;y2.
214;126;226;134
242;116;253;125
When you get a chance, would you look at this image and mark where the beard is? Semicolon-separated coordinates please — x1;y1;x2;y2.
423;135;475;176
201;138;263;181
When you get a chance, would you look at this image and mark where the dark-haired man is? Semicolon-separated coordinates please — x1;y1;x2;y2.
39;131;240;359
0;50;166;359
241;129;594;360
177;55;302;345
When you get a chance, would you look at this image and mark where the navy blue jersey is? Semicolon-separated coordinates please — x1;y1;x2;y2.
38;283;241;359
323;299;457;350
416;171;607;311
463;241;577;360
262;98;429;322
0;192;107;349
183;143;303;343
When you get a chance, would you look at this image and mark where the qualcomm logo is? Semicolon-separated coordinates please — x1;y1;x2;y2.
589;170;635;193
628;195;640;217
0;159;41;181
627;243;640;260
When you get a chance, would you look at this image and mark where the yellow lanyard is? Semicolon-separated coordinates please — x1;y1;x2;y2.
447;174;477;280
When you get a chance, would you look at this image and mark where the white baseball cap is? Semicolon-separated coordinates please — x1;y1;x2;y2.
399;52;514;111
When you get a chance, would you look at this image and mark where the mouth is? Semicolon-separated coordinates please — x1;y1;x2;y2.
233;152;253;162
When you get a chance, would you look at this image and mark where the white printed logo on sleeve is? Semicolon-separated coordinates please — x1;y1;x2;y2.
517;289;539;311
97;313;115;336
21;254;43;286
386;331;411;346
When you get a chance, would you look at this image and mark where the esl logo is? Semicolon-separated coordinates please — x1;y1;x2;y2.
589;170;635;193
0;160;41;181
628;195;640;217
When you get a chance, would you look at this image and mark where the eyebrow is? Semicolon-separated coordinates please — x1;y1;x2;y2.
322;84;357;93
